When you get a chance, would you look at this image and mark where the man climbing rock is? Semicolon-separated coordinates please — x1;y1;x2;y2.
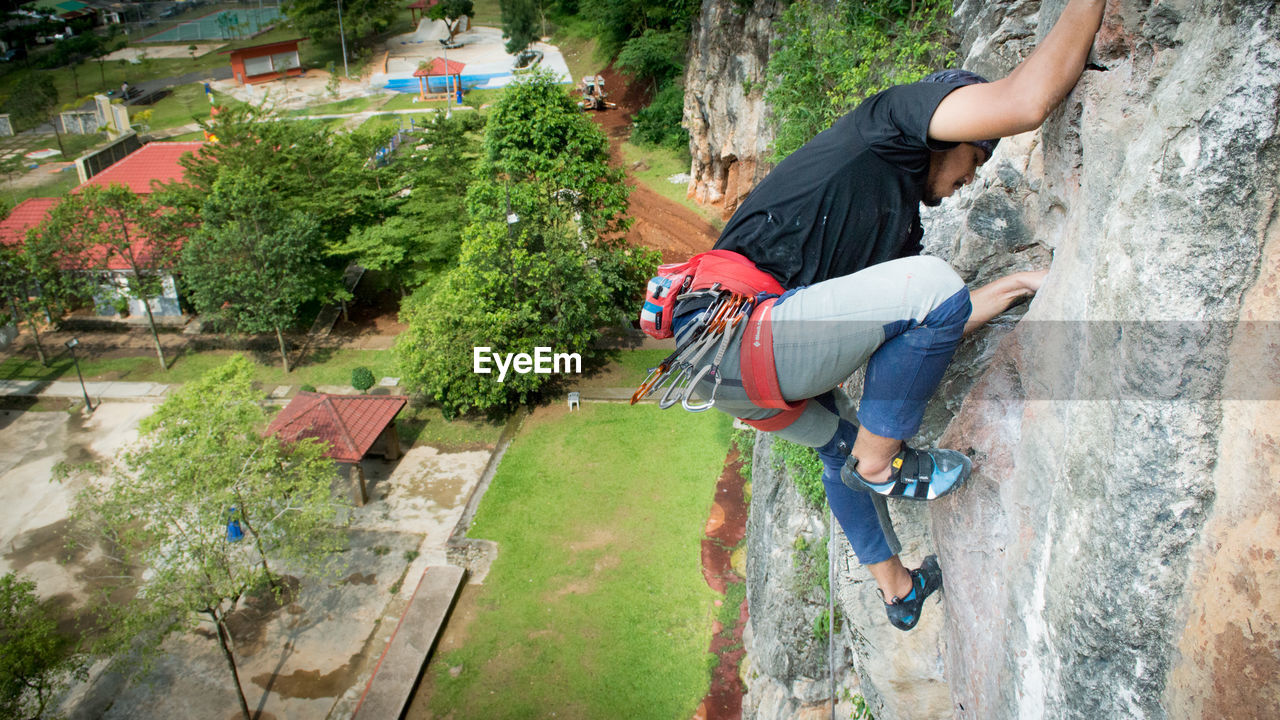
636;0;1105;630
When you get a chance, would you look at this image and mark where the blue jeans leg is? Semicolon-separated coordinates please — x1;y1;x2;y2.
858;286;973;440
815;416;895;565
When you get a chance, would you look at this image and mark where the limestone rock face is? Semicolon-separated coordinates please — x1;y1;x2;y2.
741;433;863;720
742;1;1280;718
928;2;1280;717
683;0;782;221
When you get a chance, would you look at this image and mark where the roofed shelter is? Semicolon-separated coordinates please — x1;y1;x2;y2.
407;0;439;23
0;141;204;319
266;392;409;505
221;38;306;85
413;57;464;101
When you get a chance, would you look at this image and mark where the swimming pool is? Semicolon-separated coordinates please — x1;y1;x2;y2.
142;7;282;43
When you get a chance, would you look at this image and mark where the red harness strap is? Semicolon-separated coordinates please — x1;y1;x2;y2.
738;297;808;431
686;251;808;432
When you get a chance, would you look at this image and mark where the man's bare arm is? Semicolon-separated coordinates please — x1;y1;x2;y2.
965;270;1047;336
929;0;1106;143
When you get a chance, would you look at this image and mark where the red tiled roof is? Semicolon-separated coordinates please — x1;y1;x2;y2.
218;38;308;57
413;57;465;77
266;393;408;463
0;197;181;271
79;141;204;195
0;197;59;249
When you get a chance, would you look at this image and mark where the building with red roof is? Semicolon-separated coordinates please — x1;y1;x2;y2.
220;39;307;85
266;392;409;505
0;198;59;250
78;141;203;195
4;141;204;320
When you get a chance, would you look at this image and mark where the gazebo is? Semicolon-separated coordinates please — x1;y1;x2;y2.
414;57;465;101
266;392;408;505
407;0;439;23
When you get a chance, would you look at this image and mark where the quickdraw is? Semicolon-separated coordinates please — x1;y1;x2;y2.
630;289;754;411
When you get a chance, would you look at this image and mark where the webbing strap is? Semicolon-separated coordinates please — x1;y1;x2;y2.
738;297;808;431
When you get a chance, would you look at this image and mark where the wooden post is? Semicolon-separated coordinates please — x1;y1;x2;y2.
354;462;368;506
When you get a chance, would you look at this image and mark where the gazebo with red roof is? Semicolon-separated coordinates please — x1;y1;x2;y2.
407;0;439;23
266;392;409;505
414;57;465;101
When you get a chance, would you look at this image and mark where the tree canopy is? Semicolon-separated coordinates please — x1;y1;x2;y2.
70;357;347;719
499;0;540;55
180;167;334;371
397;70;655;417
765;0;956;160
284;0;400;48
428;0;474;41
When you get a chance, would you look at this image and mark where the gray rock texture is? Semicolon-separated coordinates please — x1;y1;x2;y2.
683;0;782;221
737;1;1280;718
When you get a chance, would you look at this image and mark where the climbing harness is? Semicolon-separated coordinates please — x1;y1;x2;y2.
632;289;754;411
632;250;812;430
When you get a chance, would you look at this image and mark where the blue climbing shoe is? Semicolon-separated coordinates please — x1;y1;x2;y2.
882;555;943;631
841;445;972;500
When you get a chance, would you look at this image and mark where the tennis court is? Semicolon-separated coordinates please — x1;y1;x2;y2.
142;7;282;43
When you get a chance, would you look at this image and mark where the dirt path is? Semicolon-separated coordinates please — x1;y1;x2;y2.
695;447;749;720
589;66;719;263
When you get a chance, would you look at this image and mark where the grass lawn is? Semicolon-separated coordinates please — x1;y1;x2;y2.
3;168;79;208
135;85;234;132
288;94;389;116
416;401;730;719
0;347;398;389
396;403;506;452
622;140;722;229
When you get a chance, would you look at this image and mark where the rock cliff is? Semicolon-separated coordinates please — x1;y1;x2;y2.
738;1;1280;718
683;0;782;221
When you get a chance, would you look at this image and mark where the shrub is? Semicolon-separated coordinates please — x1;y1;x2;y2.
351;366;376;393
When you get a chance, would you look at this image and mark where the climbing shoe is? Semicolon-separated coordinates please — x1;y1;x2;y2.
841;445;972;500
882;555;943;631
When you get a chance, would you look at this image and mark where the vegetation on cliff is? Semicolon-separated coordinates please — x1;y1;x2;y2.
765;0;956;160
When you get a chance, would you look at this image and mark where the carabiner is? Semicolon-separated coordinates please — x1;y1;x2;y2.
681;363;718;412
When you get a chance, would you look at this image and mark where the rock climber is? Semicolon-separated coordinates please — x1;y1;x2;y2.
653;0;1105;630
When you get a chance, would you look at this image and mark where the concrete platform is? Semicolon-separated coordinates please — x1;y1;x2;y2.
352;565;466;720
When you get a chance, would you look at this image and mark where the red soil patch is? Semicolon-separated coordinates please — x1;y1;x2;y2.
588;65;719;264
695;447;749;720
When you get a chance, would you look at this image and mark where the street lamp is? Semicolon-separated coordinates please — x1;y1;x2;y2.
336;0;350;79
65;338;94;413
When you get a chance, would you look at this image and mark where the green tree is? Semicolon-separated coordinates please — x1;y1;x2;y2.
397;219;650;417
0;572;72;720
615;28;685;91
6;208;97;366
764;0;955;160
473;68;629;238
181;168;335;372
428;0;474;42
40;185;183;370
1;73;64;154
329;112;484;293
165;104;382;260
500;0;539;55
397;72;653;416
70;357;347;720
285;0;400;49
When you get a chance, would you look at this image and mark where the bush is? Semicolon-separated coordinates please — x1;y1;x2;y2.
351;366;376;393
632;82;689;153
300;383;317;393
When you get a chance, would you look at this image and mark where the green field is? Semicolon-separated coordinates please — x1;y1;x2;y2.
0;346;396;388
414;402;730;718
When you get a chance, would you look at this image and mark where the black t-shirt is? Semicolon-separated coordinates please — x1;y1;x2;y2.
713;81;965;288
